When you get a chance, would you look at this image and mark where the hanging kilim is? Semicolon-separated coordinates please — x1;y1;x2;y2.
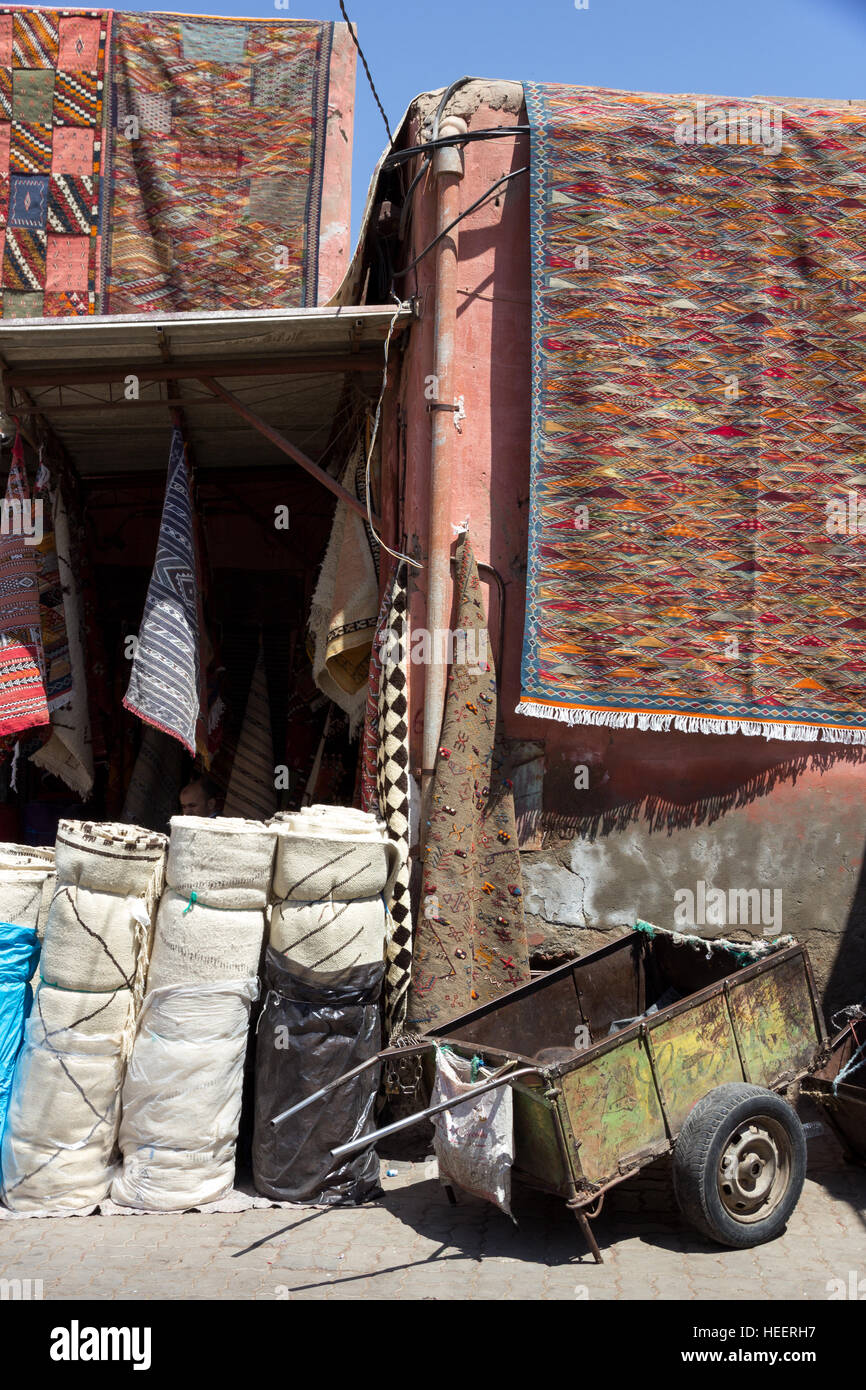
375;562;412;1037
33;459;72;710
0;8;339;317
0;435;48;737
123;429;202;756
407;534;530;1032
519;84;866;743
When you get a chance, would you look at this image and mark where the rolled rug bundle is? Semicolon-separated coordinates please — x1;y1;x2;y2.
252;951;383;1205
113;817;276;1210
111;980;258;1211
40;822;167;1001
0;922;40;1140
1;984;127;1212
270;895;388;975
0;822;166;1211
270;805;399;903
254;805;392;1205
145;817;276;992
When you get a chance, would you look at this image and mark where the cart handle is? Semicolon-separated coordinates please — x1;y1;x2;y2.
269;1035;434;1129
330;1064;540;1160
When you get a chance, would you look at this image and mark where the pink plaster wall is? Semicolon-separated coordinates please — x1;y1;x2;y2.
316;22;356;304
378;88;866;1008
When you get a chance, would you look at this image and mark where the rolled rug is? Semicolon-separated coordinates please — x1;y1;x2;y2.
111;979;258;1211
1;1012;124;1212
30;980;134;1039
0;869;54;933
146;890;268;992
270;894;387;975
272;821;399;904
54;821;167;900
166;816;277;912
43;821;167;1008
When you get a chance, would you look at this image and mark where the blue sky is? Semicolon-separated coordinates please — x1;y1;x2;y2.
127;0;866;243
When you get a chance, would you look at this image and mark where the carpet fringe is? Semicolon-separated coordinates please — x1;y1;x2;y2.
514;701;866;745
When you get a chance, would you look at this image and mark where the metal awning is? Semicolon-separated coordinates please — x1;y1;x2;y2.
0;302;415;518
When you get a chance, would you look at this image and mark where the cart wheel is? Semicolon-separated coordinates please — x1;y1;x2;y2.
673;1083;806;1249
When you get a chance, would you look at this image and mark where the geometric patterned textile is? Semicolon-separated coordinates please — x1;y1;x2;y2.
374;562;412;1038
123;429;201;756
1;8;334;317
520;84;866;743
106;11;333;313
407;534;530;1032
0;7;111;319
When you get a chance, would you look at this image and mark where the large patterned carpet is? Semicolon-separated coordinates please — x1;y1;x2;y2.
0;6;335;317
519;84;866;743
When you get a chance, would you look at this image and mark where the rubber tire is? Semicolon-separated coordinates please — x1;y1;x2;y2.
672;1082;806;1249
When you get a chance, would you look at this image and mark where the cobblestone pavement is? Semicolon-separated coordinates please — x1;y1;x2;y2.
1;1113;863;1301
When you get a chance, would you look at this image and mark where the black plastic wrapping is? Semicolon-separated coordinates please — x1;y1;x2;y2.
252;948;384;1205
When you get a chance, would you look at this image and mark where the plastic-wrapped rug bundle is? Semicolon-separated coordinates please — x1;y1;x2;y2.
111;981;258;1211
0;822;166;1212
112;817;276;1210
252;805;394;1205
145;817;276;991
0;982;129;1211
0;922;40;1140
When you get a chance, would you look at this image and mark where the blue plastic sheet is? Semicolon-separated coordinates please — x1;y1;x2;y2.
0;921;40;1143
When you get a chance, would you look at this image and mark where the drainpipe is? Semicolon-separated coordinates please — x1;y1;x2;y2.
421;113;467;813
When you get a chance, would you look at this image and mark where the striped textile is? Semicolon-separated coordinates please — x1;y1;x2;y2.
223;637;277;822
0;437;48;737
123;430;202;757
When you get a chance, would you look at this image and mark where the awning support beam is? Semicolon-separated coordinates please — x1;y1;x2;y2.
197;375;378;528
4;351;385;390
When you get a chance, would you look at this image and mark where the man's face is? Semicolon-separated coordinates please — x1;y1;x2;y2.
179;782;214;817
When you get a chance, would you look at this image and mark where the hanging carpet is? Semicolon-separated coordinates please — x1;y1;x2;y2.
520;84;866;743
0;437;48;738
123;429;202;757
406;534;530;1031
0;8;336;318
223;636;277;823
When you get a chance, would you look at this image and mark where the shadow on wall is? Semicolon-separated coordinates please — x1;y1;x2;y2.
537;725;866;1017
541;725;866;835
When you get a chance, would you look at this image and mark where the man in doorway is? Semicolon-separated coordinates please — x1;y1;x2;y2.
179;773;221;818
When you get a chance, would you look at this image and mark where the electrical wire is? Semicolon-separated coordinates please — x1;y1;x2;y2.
384;126;531;171
364;296;422;570
338;1;392;144
393;166;529;279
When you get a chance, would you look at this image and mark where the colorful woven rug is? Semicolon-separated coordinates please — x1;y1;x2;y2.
123;429;202;756
520;84;866;743
407;534;530;1032
0;436;48;737
0;7;334;317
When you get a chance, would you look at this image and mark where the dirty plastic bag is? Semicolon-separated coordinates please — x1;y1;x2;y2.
0;922;40;1141
431;1047;515;1219
112;979;258;1211
252;948;384;1205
